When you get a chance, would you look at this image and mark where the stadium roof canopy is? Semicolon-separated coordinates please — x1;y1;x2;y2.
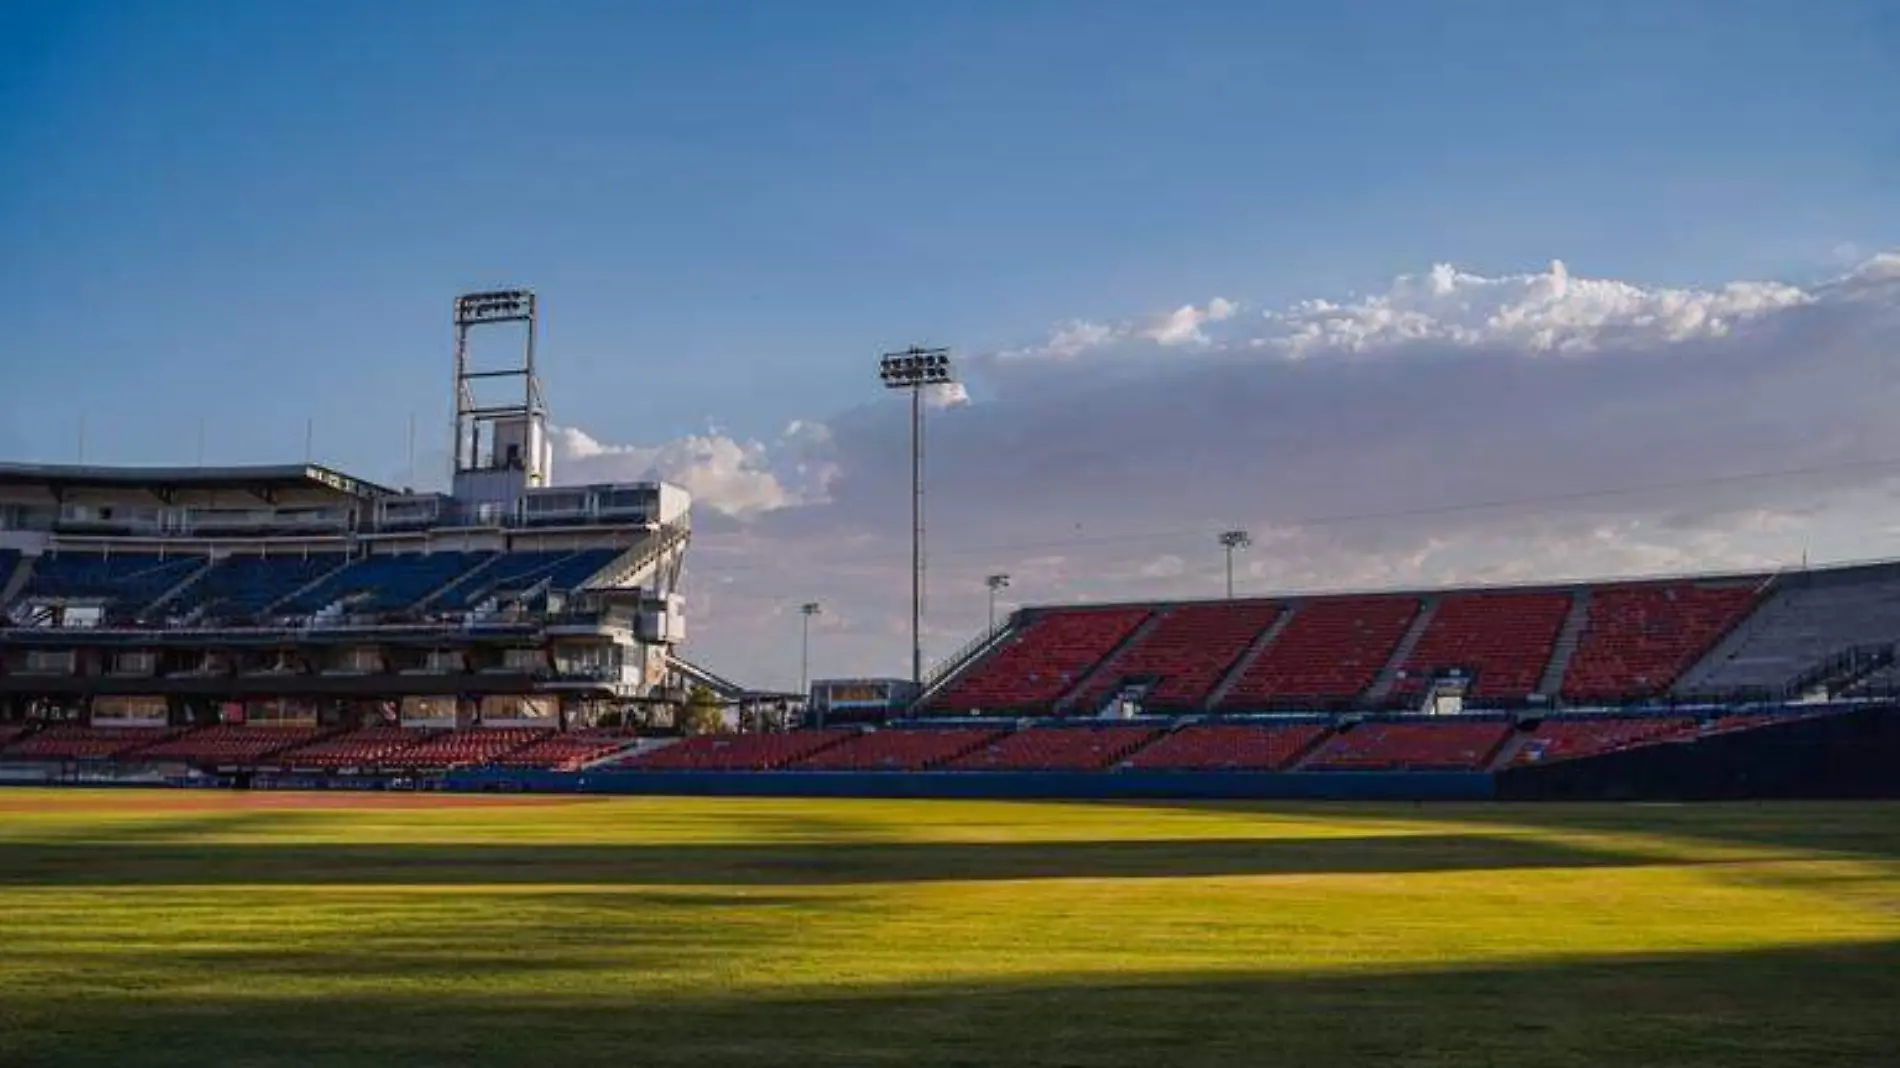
0;462;397;500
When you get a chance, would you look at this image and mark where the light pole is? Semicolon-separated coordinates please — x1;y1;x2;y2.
798;601;821;702
1219;530;1252;600
985;573;1011;632
878;345;955;685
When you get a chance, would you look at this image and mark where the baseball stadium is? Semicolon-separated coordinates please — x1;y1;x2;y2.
1;292;1896;1066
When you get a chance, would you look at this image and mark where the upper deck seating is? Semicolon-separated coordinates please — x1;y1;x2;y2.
19;553;203;615
791;728;1010;771
436;548;621;609
1067;602;1283;714
279;552;493;615
387;728;552;770
173;554;348;619
614;730;854;771
1302;719;1511;771
1390;591;1572;702
274;727;430;769
1674;569;1900;696
1216;596;1421;709
1562;583;1761;703
0;725;178;761
135;725;333;765
940;725;1162;771
1122;722;1330;771
930;608;1153;713
1507;716;1695;766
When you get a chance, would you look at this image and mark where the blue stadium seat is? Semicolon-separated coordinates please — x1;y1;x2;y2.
172;554;349;619
437;548;620;609
20;553;205;614
279;551;493;615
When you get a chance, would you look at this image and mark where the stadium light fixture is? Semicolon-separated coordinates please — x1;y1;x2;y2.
799;602;822;714
1218;530;1252;600
878;345;956;685
985;573;1011;632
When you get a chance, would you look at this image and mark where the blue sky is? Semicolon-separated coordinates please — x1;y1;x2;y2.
3;0;1895;477
5;1;1900;681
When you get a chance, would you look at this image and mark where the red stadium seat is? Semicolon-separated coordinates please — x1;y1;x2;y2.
387;728;553;770
136;725;334;765
941;726;1161;771
1217;597;1421;709
1562;584;1762;703
1303;719;1511;771
1389;592;1572;701
614;730;854;771
491;731;641;770
274;727;432;769
1067;602;1282;713
931;608;1153;713
0;725;180;761
1508;716;1696;766
792;728;1009;771
1123;722;1330;771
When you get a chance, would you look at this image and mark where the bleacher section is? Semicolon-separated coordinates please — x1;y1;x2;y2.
1507;716;1695;767
171;554;347;619
135;725;333;765
437;548;621;609
1391;591;1571;701
279;552;493;615
0;725;178;761
792;727;1008;771
275;727;429;769
615;731;853;771
930;608;1152;713
490;731;640;770
1217;597;1420;709
1674;569;1900;697
1067;602;1282;713
19;553;203;616
388;728;552;770
1562;583;1761;703
1123;722;1329;771
942;725;1161;771
1303;719;1512;771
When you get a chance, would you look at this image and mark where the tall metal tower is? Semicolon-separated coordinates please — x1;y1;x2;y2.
452;289;551;491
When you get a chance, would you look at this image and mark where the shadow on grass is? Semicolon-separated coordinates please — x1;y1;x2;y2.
0;830;1761;887
2;939;1895;1067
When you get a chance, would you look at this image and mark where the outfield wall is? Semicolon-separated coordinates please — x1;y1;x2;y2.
445;768;1497;801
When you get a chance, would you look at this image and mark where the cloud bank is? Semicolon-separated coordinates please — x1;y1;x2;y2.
554;254;1900;687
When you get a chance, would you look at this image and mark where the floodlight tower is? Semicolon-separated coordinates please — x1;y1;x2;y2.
878;346;955;685
985;573;1011;632
452;289;551;502
798;601;822;702
1219;529;1252;600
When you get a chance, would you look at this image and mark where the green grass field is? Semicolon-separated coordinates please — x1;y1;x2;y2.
1;790;1897;1067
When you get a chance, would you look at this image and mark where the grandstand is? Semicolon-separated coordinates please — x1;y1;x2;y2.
0;290;718;764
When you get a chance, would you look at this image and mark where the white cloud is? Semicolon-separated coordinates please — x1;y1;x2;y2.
557;252;1900;688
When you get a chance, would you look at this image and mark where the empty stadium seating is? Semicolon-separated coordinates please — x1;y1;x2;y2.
942;725;1161;771
792;728;1009;771
1507;716;1695;766
437;548;620;609
386;727;552;769
616;730;854;771
135;725;333;765
1674;569;1900;696
280;552;492;615
0;722;36;747
490;731;641;770
1217;597;1421;709
1067;602;1282;713
1123;722;1330;771
1303;719;1510;771
19;553;203;615
1562;583;1761;703
931;608;1153;712
171;554;347;619
1391;591;1571;701
0;725;178;761
275;727;430;769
